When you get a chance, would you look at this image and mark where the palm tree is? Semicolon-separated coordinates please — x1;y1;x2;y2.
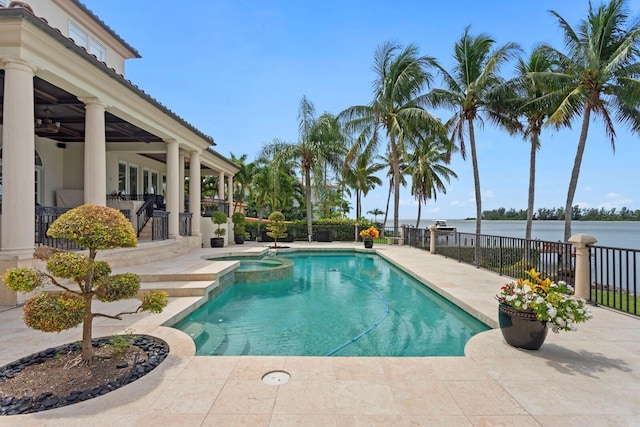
540;0;640;241
367;208;384;223
406;134;457;228
341;149;384;219
229;153;254;213
503;48;563;240
340;41;444;237
260;97;346;241
429;26;520;240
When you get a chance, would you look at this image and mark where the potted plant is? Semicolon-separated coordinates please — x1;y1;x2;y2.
232;212;246;245
359;226;379;248
266;211;287;248
210;211;227;247
495;268;592;350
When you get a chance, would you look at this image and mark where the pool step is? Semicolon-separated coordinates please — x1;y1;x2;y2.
137;273;217;282
137;280;216;297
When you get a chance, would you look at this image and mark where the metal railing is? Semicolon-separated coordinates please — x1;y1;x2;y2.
590;245;639;316
135;197;155;237
179;212;192;237
35;206;130;250
152;211;169;241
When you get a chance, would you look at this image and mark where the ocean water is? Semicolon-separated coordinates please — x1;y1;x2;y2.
390;219;640;250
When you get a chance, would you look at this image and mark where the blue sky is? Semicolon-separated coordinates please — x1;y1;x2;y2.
82;0;640;220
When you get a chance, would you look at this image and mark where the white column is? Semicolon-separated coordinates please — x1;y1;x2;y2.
189;150;201;236
179;150;186;212
227;175;233;212
80;98;106;206
0;59;36;257
217;171;224;201
166;139;180;238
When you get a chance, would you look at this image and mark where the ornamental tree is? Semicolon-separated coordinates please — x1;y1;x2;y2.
3;204;168;362
266;211;288;248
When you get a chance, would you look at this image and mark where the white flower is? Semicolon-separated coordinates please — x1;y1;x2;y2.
536;296;545;304
548;307;557;318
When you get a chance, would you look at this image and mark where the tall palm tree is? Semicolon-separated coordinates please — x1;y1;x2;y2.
540;0;640;241
340;41;444;236
429;26;520;240
260;97;346;241
406;134;457;228
341;149;384;219
503;48;563;240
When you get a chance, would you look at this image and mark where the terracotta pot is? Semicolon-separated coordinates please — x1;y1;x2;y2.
498;303;548;350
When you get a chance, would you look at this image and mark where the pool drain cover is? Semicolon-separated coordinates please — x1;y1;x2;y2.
262;370;290;385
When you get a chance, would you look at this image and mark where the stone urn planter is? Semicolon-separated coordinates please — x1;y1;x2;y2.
498;303;548;350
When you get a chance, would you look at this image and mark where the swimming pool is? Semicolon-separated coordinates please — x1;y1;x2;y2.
173;252;489;356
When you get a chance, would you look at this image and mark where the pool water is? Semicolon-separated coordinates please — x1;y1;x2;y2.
173;253;489;356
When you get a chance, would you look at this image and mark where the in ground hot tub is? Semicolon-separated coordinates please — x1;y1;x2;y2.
208;255;293;283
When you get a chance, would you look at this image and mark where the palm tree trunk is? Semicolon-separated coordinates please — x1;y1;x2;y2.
356;189;362;219
416;201;421;228
305;167;313;242
468;119;482;264
391;138;400;240
525;131;539;240
564;108;591;242
383;184;392;228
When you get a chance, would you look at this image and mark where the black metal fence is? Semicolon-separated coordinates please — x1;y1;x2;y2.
589;245;639;316
152;211;169;241
179;212;192;237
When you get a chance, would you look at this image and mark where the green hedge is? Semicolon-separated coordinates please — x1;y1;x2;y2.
244;218;374;241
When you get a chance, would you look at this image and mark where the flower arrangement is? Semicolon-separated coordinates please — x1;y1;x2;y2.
359;226;380;239
496;269;592;332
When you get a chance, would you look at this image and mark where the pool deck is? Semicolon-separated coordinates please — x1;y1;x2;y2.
1;241;639;426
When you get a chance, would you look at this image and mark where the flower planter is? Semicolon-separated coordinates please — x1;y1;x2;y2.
210;237;224;248
364;239;374;249
498;303;548;350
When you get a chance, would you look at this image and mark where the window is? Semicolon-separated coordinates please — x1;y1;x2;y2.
129;164;138;196
151;172;159;195
69;21;106;61
143;169;150;193
118;161;126;194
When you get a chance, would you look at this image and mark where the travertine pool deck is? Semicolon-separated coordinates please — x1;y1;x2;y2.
0;241;638;426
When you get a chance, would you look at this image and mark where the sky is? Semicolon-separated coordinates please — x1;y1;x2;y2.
81;0;640;221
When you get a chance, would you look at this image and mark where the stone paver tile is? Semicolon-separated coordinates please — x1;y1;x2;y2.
147;379;225;414
272;380;336;414
501;380;639;415
534;414;639;426
445;380;528;416
335;414;408;426
210;379;278;414
380;357;436;382
428;357;493;381
201;413;271;426
391;381;463;415
333;357;386;382
335;380;399;415
270;414;337;426
229;357;287;380
467;415;541;426
403;415;472;426
178;355;238;381
283;356;335;381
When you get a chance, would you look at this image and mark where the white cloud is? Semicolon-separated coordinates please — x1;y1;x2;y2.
483;190;495;199
427;206;441;213
607;192;620;199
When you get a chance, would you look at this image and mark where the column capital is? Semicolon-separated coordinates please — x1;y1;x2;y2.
78;97;106;108
0;57;36;74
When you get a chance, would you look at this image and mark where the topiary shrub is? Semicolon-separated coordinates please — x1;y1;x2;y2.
266;211;287;248
3;204;168;362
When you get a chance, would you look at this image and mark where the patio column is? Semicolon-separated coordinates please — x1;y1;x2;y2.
179;150;186;212
569;233;597;299
217;171;224;203
166;139;180;239
189;150;201;236
80;98;106;206
227;175;233;213
0;58;36;257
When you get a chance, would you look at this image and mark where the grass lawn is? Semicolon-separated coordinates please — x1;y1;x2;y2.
591;289;639;315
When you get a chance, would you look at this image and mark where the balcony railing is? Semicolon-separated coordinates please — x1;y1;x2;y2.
590;245;639;316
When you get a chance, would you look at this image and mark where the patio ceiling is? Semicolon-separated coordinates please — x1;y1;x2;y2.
0;71;163;144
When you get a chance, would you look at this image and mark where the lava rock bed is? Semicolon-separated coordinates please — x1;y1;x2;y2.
0;335;169;416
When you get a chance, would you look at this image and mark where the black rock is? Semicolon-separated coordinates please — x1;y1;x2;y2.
116;362;128;369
